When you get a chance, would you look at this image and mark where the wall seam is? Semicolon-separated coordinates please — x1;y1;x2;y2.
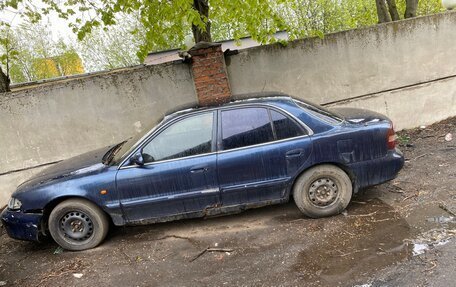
0;160;61;177
322;74;456;106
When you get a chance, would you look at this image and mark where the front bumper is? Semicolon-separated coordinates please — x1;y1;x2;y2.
1;207;43;242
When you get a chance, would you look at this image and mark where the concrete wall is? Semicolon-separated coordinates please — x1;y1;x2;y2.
0;63;197;205
324;75;456;129
226;12;456;129
2;12;456;205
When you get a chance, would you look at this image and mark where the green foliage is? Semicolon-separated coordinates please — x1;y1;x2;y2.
2;0;293;62
55;49;84;75
0;23;18;76
31;58;60;80
0;0;446;76
276;0;377;40
418;0;444;15
277;0;443;40
210;0;289;44
397;134;411;146
76;14;152;71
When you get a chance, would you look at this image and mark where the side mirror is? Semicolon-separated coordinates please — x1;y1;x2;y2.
129;153;144;166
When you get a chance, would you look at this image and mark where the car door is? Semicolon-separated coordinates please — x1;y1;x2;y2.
116;111;220;223
216;106;312;207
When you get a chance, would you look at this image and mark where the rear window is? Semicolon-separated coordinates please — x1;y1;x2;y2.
294;99;343;124
270;110;306;140
221;108;274;150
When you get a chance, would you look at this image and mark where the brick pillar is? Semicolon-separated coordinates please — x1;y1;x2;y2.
188;42;232;107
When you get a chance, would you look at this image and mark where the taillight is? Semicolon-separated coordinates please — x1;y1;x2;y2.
387;125;397;150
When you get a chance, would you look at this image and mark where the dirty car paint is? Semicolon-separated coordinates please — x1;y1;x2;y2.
1;208;42;241
1;94;404;242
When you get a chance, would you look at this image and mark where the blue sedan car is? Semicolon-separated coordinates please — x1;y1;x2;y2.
1;94;404;250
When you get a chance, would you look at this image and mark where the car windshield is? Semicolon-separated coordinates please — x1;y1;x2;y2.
293;99;344;123
108;117;166;165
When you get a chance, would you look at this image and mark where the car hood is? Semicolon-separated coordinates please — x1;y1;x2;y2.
16;145;113;192
330;107;391;124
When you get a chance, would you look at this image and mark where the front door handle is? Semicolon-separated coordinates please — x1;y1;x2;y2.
286;149;304;158
190;167;209;173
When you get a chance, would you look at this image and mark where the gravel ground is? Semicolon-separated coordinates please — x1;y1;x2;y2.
0;117;455;287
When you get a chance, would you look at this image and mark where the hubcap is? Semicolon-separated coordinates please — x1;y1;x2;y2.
60;211;93;242
308;177;338;207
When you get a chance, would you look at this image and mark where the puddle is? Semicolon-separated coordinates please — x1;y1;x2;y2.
292;199;412;285
412;243;429;256
426;216;455;224
410;228;456;256
412;240;450;256
290;194;456;286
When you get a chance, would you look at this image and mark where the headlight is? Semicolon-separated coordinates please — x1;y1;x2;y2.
7;198;22;210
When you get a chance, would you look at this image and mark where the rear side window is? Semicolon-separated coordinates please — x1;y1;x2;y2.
221;108;274;150
270;110;306;140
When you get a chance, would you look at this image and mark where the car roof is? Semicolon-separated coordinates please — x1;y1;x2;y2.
163;92;294;121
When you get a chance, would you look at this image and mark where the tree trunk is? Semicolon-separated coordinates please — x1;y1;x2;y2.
405;0;419;18
376;0;392;23
192;0;212;43
386;0;400;21
0;66;10;93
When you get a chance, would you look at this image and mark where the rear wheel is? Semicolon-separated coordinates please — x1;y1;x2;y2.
48;199;109;251
293;165;352;218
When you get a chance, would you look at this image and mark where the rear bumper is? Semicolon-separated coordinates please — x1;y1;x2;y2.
350;148;404;190
1;208;42;242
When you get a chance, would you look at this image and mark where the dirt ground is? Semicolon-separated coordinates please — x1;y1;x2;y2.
0;117;455;287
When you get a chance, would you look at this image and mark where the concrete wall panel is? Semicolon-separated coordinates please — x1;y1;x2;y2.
0;63;197;174
226;12;456;105
326;76;456;130
2;12;456;205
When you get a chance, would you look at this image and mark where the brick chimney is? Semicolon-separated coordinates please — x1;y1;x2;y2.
188;42;232;107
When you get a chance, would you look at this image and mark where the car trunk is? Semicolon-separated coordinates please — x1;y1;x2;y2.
330;107;391;124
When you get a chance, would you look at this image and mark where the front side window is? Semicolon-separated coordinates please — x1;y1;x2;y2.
270;110;306;140
221;108;274;150
142;112;214;163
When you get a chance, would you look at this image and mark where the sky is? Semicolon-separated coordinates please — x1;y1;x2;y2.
0;1;76;42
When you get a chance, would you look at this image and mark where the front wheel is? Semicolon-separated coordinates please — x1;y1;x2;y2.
293;165;352;218
48;199;109;251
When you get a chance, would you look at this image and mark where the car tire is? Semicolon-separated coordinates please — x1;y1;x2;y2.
293;165;352;218
48;199;109;251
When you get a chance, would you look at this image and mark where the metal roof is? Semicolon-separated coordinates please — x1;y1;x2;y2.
162;92;294;120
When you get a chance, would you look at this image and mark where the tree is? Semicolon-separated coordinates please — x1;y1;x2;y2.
1;22;85;85
387;0;400;21
76;14;151;71
2;0;289;61
280;0;379;37
192;0;211;43
0;67;9;92
418;0;443;15
0;0;445;89
55;49;84;76
376;0;392;23
0;23;17;92
376;0;403;23
405;0;419;18
376;0;422;23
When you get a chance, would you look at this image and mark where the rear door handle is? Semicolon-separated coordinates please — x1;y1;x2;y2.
286;149;304;158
